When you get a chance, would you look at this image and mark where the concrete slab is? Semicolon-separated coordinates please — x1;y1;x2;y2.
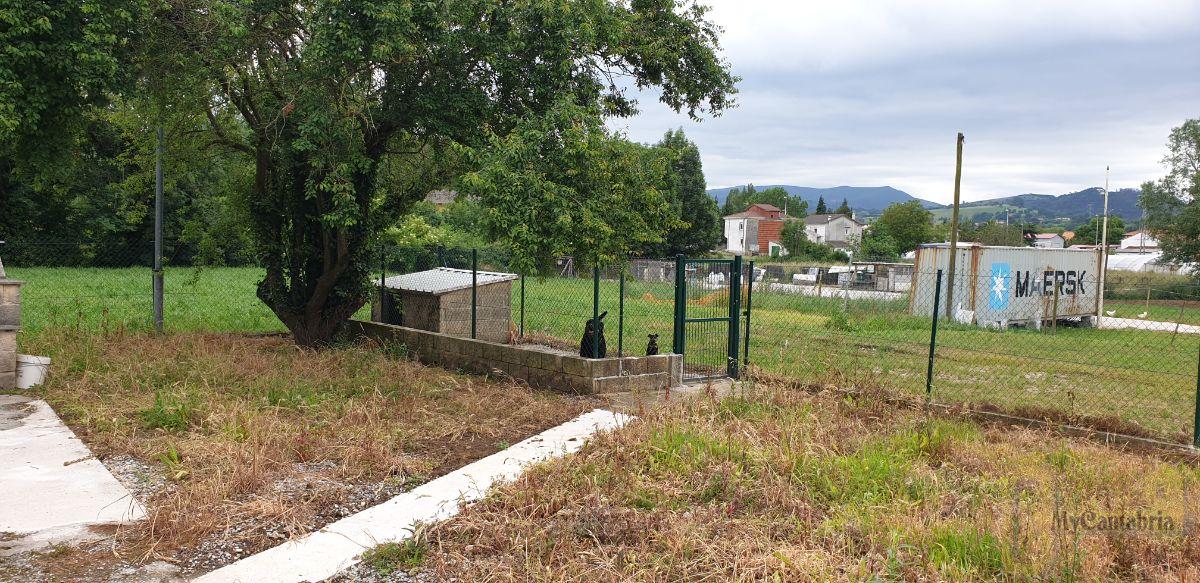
0;395;145;554
193;408;631;583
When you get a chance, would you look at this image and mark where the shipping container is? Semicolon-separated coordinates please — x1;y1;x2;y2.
910;244;1103;328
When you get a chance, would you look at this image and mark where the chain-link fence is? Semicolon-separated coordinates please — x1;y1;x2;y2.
5;236;1200;446
746;258;1200;445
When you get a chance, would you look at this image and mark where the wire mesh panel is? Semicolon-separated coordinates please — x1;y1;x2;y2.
924;267;1200;442
745;260;930;395
618;259;677;358
1;239;282;337
679;258;742;380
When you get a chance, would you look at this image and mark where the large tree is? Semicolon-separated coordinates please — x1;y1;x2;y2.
1072;215;1126;248
872;200;934;254
1142;119;1200;270
641;129;722;257
42;0;734;345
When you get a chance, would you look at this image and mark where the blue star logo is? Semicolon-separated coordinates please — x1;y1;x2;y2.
989;262;1011;310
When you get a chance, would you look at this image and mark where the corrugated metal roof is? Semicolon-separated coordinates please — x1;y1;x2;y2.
377;267;517;294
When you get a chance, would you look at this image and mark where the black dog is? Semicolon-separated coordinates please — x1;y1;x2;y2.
645;333;660;356
579;311;608;358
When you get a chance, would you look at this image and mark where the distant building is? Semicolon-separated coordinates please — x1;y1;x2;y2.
1120;230;1159;251
1028;233;1065;249
723;203;787;255
803;214;864;250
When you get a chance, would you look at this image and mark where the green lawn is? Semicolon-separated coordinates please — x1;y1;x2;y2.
9;266;1199;442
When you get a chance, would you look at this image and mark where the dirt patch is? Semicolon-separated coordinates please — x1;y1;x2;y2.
10;330;597;581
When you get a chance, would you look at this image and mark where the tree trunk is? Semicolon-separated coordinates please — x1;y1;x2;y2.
251;147;375;348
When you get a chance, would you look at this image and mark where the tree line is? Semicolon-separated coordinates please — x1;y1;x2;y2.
0;1;737;345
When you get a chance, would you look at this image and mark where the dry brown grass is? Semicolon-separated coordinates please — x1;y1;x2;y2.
18;329;596;571
421;380;1200;582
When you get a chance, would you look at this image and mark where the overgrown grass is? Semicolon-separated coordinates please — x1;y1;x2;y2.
422;382;1200;581
20;330;594;571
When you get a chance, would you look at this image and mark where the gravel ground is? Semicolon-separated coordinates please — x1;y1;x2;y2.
325;561;445;583
180;462;416;574
102;454;173;503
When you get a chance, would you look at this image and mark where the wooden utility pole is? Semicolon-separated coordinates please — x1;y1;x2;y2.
945;132;964;319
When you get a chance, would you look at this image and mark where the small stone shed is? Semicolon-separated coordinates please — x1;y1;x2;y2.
373;267;517;344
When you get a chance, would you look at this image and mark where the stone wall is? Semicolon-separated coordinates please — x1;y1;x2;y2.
0;268;20;390
348;320;682;394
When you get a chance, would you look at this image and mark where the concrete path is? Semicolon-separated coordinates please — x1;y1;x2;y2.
1099;316;1200;335
0;395;145;554
193;408;631;583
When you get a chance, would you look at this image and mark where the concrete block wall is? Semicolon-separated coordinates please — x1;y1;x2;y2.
0;278;21;390
350;320;683;394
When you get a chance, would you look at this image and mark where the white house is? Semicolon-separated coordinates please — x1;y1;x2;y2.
1120;230;1159;250
723;214;761;254
803;214;864;249
1029;233;1065;248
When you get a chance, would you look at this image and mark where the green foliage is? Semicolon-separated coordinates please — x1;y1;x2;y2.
133;0;736;345
834;198;852;215
856;230;900;261
948;220;1028;247
873;200;935;254
1141;118;1200;271
0;0;146;165
362;538;428;575
1071;215;1125;247
928;527;1006;576
722;185;807;217
138;391;198;432
777;221;849;262
815;196;828;214
158;443;189;481
462;104;680;273
640;129;723;257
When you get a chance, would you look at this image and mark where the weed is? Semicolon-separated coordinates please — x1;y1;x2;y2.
928;526;1006;577
158;444;189;481
138;391;197;432
362;532;428;575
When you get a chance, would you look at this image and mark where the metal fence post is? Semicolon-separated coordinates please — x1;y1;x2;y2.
378;242;388;323
926;269;944;400
519;273;525;339
470;248;477;340
727;254;742;379
673;254;686;355
1193;341;1200;448
743;260;754;368
618;269;625;357
153;124;164;334
592;266;600;358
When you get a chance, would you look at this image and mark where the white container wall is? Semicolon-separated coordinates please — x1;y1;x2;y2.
910;244;1103;327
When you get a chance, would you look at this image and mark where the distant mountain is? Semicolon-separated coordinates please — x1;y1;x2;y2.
708;184;1143;226
706;185;942;214
940;187;1143;225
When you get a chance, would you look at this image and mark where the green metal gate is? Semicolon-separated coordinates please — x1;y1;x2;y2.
672;255;754;381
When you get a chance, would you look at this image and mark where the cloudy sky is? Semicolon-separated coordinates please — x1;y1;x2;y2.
612;0;1200;204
